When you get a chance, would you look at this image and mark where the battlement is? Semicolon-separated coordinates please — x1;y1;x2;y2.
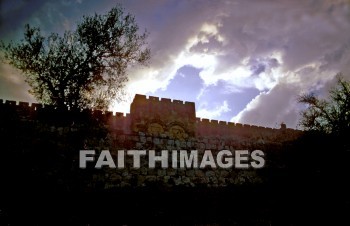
130;94;195;119
130;94;197;136
194;117;298;139
0;94;301;140
0;99;129;118
0;99;132;133
195;117;276;129
132;94;195;105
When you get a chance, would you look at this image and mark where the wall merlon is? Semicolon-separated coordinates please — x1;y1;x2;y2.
251;125;258;129
172;99;183;104
115;112;124;117
5;100;16;106
105;111;113;117
134;94;147;101
0;95;300;140
18;101;29;108
149;96;160;102
211;120;218;124
161;98;171;103
228;122;235;127
185;101;195;106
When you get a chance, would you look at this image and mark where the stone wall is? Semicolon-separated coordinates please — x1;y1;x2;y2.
0;95;300;139
0;96;302;189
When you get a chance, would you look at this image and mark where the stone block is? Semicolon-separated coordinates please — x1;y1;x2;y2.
140;136;146;143
182;176;190;184
157;169;166;176
220;170;230;177
205;143;211;149
145;175;157;183
195;169;205;177
177;169;185;176
205;170;215;177
174;177;182;186
186;169;195;177
153;138;160;144
186;141;192;147
163;176;170;183
168;140;174;145
140;167;147;175
167;168;177;176
135;142;143;149
137;175;146;186
147;168;156;175
131;136;139;141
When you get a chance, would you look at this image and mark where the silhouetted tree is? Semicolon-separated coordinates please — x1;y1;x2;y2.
294;74;350;195
298;74;350;138
0;5;150;110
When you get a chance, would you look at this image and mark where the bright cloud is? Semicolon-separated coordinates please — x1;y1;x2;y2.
1;0;350;128
197;100;231;120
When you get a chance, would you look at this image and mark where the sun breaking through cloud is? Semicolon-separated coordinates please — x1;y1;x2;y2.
1;0;350;128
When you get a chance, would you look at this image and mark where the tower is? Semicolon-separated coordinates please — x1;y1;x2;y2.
130;94;196;139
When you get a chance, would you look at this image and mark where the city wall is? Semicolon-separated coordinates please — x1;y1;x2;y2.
0;95;302;188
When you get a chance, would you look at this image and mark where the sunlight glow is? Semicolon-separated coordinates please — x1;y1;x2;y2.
197;100;231;119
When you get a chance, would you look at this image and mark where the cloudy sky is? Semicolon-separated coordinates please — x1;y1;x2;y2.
1;0;350;129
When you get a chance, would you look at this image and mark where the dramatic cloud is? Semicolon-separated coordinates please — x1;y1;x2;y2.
197;100;231;120
1;0;350;128
232;83;301;129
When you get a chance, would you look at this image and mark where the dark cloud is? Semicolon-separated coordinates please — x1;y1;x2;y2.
1;0;350;128
0;0;48;40
249;58;280;76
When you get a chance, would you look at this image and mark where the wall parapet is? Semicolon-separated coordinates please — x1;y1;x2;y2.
0;95;301;140
195;117;297;138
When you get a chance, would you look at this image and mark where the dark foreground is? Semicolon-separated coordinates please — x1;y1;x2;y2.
0;106;349;225
1;181;348;225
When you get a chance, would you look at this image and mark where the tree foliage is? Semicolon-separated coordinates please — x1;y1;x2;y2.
0;5;150;110
298;74;350;137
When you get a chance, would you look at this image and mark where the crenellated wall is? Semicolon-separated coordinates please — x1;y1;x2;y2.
0;95;303;188
0;95;301;143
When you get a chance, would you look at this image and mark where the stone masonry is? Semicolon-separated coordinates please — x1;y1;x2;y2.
0;95;302;188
